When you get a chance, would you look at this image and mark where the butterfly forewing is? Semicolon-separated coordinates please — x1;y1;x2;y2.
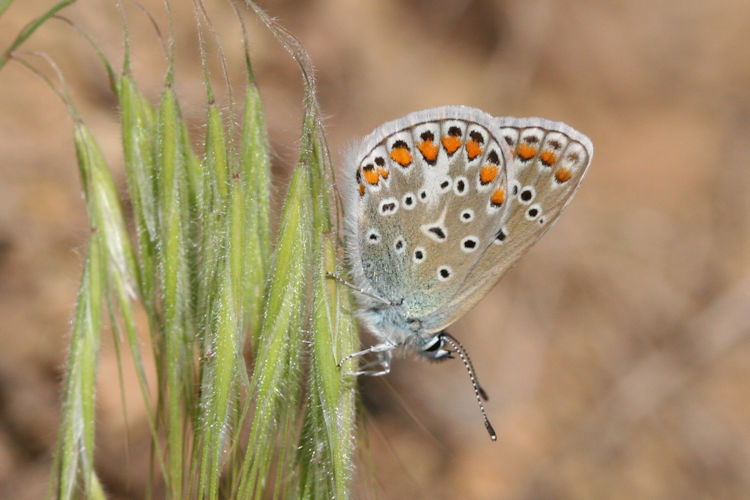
350;108;512;321
423;117;593;331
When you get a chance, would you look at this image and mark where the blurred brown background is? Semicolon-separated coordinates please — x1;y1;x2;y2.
2;0;750;498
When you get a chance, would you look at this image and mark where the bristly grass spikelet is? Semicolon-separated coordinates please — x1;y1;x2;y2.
0;1;359;497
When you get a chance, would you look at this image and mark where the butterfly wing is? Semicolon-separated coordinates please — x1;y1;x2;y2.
420;117;593;332
343;106;513;322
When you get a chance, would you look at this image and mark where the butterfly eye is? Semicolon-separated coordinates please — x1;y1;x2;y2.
422;335;443;352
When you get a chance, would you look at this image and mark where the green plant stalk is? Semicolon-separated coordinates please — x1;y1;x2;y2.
240;82;271;342
112;76;186;488
118;76;158;308
36;1;360;497
197;105;230;350
296;410;319;498
0;0;76;71
198;259;240;499
229;175;247;333
197;175;246;500
86;98;165;476
221;86;272;493
271;401;297;500
71;121;157;500
288;72;356;495
236;164;312;498
307;125;332;240
74;123;139;297
156;86;188;499
319;237;357;496
51;234;103;500
297;235;357;498
206;104;229;202
180;121;204;332
0;0;13;17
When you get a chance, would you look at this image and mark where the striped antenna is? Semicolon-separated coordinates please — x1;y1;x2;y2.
440;332;497;441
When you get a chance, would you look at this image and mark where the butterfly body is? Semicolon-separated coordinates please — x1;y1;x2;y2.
341;105;593;372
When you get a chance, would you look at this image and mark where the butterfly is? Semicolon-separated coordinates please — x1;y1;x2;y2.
337;106;593;439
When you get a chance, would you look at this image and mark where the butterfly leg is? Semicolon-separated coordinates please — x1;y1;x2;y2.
338;343;395;377
345;358;391;377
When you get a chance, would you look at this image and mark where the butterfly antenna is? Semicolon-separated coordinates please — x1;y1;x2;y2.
440;332;497;441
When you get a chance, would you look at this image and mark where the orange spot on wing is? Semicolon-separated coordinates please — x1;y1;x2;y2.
540;150;557;166
517;143;537;161
418;139;439;162
466;140;482;160
390;147;412;167
378;167;389;179
479;164;499;184
442;135;462;155
490;188;505;206
555;167;573;183
359;184;365;196
362;167;379;185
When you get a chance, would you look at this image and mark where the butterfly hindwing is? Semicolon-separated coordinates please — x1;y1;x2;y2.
422;117;593;332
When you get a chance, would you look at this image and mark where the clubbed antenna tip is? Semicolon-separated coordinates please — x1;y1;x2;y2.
440;332;498;442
